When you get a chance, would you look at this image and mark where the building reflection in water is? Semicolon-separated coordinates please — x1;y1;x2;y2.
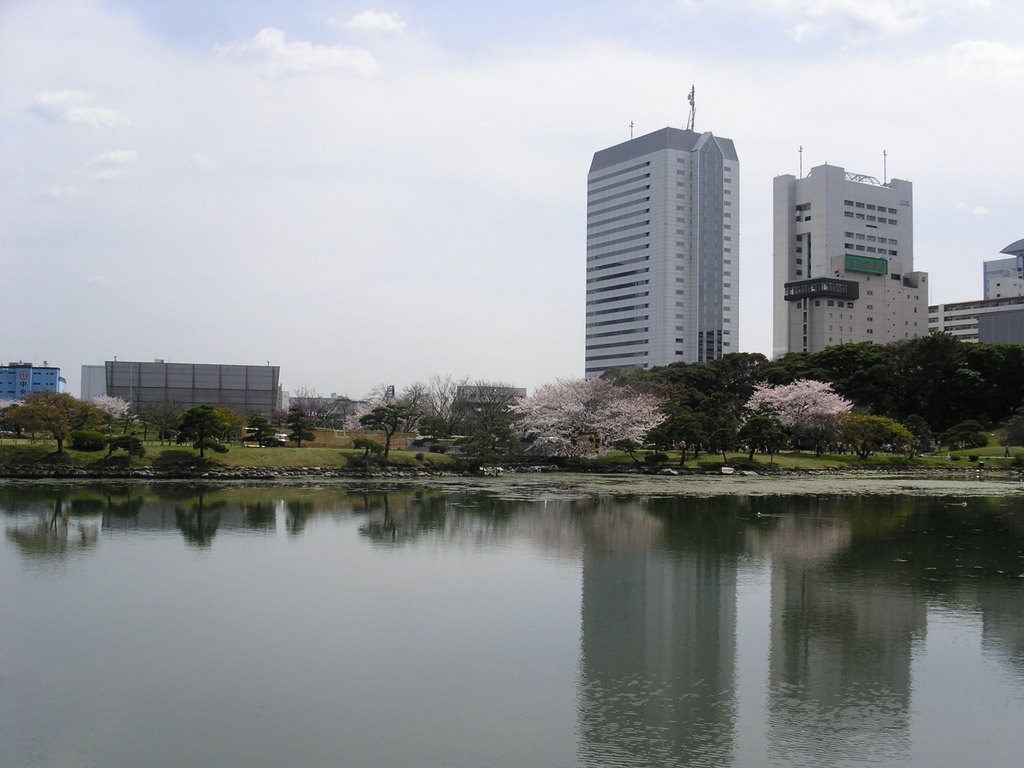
576;496;741;768
755;497;923;765
3;484;1023;767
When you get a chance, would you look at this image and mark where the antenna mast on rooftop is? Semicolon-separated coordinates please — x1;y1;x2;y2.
686;85;696;131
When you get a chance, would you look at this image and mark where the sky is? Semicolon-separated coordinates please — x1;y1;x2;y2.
3;0;1023;399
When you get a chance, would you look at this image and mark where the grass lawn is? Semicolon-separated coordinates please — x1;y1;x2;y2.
0;440;455;469
593;447;1021;471
1;439;1018;472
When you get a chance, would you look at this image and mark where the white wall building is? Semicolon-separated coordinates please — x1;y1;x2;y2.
772;164;928;357
983;239;1024;299
585;127;738;378
929;296;1024;342
80;364;107;400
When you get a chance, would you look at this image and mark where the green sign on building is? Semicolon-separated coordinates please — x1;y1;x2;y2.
845;253;888;275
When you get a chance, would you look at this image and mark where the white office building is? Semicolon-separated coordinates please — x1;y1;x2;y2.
983;239;1024;299
773;164;928;357
929;296;1024;343
586;127;739;377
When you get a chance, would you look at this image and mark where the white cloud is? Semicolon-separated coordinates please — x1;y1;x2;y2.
87;275;108;285
334;10;406;34
86;149;139;180
755;0;990;36
186;153;219;170
958;202;992;216
949;39;1024;75
48;184;91;201
216;27;380;76
29;90;130;128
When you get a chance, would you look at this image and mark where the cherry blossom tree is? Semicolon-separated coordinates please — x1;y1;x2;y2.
514;378;664;457
745;379;853;455
343;400;377;430
90;395;133;433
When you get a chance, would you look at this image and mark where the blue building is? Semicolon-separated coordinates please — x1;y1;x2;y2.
0;361;65;401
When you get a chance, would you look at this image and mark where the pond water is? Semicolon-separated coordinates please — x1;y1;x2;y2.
2;477;1023;768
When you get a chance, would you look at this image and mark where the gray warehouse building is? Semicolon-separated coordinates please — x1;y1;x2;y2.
89;360;281;418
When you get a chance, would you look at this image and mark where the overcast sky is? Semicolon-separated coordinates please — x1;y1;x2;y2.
3;0;1022;399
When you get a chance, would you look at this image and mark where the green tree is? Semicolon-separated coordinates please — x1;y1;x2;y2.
699;393;739;462
737;410;788;461
5;392;104;453
214;408;245;444
903;415;934;454
417;414;450;439
359;404;417;462
1004;411;1024;449
613;439;644;466
459;423;521;464
938;420;988;451
839;414;914;459
106;434;145;459
176;405;229;458
353;437;383;463
246;412;278;446
649;407;708;467
285;406;316;447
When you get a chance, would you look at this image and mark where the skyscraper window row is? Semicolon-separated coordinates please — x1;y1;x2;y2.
587;220;650;238
586;280;649;295
587;244;650;261
586;268;650;285
588;186;651;207
588;161;651;186
586;255;649;273
586;232;650;252
586;315;649;327
586;327;650;339
588;211;651;230
586;303;649;317
588;292;649;305
589;197;651;218
586;340;649;351
588;173;652;196
585;350;649;365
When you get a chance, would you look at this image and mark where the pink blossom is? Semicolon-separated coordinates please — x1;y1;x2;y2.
514;378;664;457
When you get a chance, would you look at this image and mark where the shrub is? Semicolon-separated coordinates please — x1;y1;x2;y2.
644;452;668;465
415;452;425;461
71;430;107;452
430;444;448;454
968;455;979;462
1012;453;1024;468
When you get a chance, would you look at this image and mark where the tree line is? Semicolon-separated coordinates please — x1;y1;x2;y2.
5;335;1024;465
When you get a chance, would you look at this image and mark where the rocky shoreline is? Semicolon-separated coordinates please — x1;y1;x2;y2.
0;463;1015;482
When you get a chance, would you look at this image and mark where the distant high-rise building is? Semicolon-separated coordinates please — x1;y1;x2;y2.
983;239;1024;299
586;127;739;378
773;164;928;356
1;361;64;400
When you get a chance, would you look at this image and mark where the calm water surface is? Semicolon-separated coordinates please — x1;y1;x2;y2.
2;479;1023;768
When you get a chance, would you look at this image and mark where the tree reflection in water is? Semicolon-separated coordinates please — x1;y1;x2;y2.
4;495;100;557
174;493;224;547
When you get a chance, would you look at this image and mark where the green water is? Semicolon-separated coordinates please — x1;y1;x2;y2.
2;479;1023;767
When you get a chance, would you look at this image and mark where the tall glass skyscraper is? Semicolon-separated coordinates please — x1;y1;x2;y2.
586;128;739;378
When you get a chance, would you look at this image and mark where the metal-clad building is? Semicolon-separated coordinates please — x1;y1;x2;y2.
105;361;281;417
